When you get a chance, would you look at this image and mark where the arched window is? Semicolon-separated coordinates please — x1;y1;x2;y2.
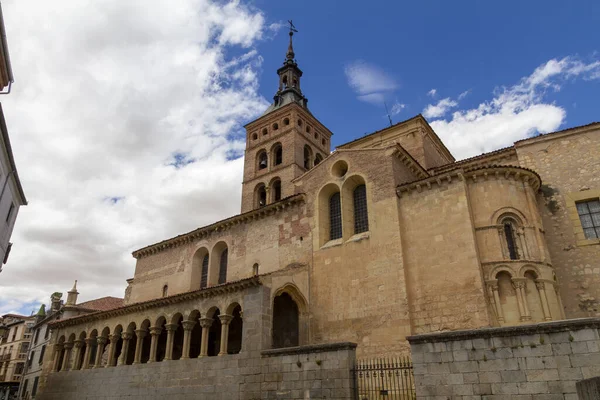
256;184;267;208
218;248;228;284
162;285;168;297
322;138;326;146
272;179;282;202
282;75;288;88
314;154;323;165
273;144;283;166
303;145;313;170
257;151;268;170
306;126;311;134
252;263;259;276
283;118;290;126
251;133;257;140
262;128;268;136
272;293;299;348
329;192;342;240
292;78;297;87
297;119;303;127
353;184;369;234
503;220;519;260
272;123;279;131
200;254;209;289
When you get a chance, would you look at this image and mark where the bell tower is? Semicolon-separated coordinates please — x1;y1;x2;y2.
241;23;333;213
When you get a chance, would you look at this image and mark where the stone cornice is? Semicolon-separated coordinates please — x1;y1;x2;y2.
390;144;429;180
49;276;262;330
132;194;306;259
514;121;600;147
395;165;541;197
261;342;357;357
432;147;517;174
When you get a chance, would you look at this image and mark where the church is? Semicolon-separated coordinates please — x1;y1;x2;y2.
36;30;600;399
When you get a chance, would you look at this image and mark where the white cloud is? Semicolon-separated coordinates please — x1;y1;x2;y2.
458;90;470;100
344;60;397;104
427;89;437;97
390;102;406;116
429;56;600;160
422;97;458;119
0;0;271;314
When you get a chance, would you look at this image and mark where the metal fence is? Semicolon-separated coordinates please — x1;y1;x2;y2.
353;357;416;400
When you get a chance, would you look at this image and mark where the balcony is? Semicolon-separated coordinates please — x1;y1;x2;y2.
0;354;10;361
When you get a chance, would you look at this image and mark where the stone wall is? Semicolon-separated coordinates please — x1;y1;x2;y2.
408;318;600;400
38;342;356;400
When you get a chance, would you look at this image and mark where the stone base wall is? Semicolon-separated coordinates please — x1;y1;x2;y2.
37;342;356;400
407;318;600;400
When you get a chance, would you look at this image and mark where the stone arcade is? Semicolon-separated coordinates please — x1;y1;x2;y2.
36;30;600;399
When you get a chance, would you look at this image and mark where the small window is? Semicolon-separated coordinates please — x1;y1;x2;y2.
353;185;369;234
252;133;258;140
272;180;282;202
329;192;342;240
314;132;318;140
303;145;313;170
306;126;311;134
28;350;34;367
218;248;228;284
256;184;267;208
252;263;259;276
297;119;303;127
283;118;290;126
273;123;279;131
34;329;39;344
314;154;323;165
292;78;298;87
162;285;168;297
322;138;326;146
503;221;519;260
258;151;268;170
39;345;46;365
32;377;39;398
576;199;600;239
262;128;268;136
200;254;209;289
6;202;14;222
44;326;49;340
273;144;283;166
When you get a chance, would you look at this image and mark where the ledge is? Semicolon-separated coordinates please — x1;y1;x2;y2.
320;238;343;250
407;318;600;344
261;342;357;357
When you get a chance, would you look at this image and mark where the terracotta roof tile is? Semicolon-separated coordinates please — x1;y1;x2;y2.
76;296;124;312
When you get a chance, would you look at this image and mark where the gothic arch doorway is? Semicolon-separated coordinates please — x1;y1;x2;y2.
272;285;308;349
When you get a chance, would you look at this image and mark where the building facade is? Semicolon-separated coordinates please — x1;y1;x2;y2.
0;2;27;274
35;32;600;399
0;314;35;398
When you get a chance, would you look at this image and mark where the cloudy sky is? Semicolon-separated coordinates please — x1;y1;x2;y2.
0;0;599;315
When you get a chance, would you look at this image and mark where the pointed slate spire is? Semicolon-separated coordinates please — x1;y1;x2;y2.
286;30;295;62
36;304;46;317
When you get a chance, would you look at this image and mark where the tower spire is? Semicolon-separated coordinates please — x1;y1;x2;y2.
285;20;298;63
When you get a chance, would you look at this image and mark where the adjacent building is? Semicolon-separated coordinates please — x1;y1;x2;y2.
33;32;600;399
0;2;27;274
0;313;35;398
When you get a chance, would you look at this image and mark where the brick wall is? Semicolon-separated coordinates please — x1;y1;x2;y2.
37;342;356;400
408;318;600;399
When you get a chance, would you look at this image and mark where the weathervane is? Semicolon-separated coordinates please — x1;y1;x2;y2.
288;20;298;35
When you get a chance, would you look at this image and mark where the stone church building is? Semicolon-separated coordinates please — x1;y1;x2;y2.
36;32;600;398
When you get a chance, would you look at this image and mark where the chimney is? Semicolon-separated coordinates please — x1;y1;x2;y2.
66;280;79;306
50;292;63;312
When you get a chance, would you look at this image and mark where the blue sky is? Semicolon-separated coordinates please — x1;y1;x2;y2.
1;0;598;314
251;0;599;152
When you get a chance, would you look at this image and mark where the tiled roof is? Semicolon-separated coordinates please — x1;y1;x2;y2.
514;121;600;144
76;297;124;312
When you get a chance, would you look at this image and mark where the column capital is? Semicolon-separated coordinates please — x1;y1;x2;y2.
85;338;96;346
64;342;74;350
135;329;147;338
109;333;121;342
55;343;65;350
165;323;178;332
74;340;84;348
150;326;162;336
535;280;546;290
218;314;234;325
485;280;499;291
199;318;213;329
182;320;196;331
96;336;108;346
511;278;526;289
121;332;133;341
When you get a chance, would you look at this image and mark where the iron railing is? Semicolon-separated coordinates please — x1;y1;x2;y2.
353;357;416;400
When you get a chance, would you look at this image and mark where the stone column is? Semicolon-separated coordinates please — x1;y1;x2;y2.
163;324;178;361
106;334;120;367
148;327;161;363
52;344;64;372
512;279;531;321
554;283;566;319
82;338;94;369
199;318;213;357
94;337;107;368
218;314;233;356
181;321;196;359
70;340;84;371
118;332;132;366
516;227;529;259
61;343;73;371
535;281;552;321
133;329;147;364
486;281;504;323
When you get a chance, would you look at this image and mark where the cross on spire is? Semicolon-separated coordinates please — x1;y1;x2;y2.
286;20;298;61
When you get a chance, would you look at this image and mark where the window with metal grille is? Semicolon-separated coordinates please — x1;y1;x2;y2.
200;254;209;289
218;248;228;284
329;192;342;240
353;185;369;234
576;199;600;239
503;222;519;260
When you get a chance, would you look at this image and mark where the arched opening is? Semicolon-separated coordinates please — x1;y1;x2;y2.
283;118;290;126
271;179;282;202
219;248;228;284
227;305;243;354
162;285;168;297
88;329;98;367
303;145;313;169
318;183;342;245
111;326;123;367
56;336;65;372
297;119;303;127
252;263;259;276
262;128;268;136
306;126;311;134
503;219;519;260
314;132;318;140
272;123;279;131
188;310;202;359
322;138;326;146
272;143;283;166
125;322;136;365
207;308;222;357
255;183;267;208
314;154;323;165
292;78;297;87
140;320;151;364
524;270;544;321
282;75;288;88
99;327;110;367
76;331;87;370
272;293;299;348
257;150;268;170
353;184;369;234
192;247;210;290
251;133;257;140
155;317;167;362
497;271;519;323
171;314;184;360
209;242;229;286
